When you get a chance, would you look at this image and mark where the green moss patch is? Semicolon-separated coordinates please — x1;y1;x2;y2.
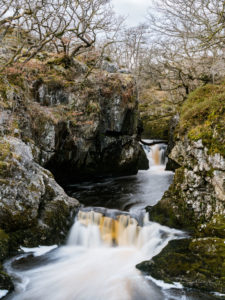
139;87;175;139
149;167;196;231
179;83;225;156
142;118;170;139
137;237;225;294
0;265;13;291
0;229;9;261
198;215;225;239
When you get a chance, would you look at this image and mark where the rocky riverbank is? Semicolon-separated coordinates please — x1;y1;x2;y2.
0;54;148;291
137;83;225;294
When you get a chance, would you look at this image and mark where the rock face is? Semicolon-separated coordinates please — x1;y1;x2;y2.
0;137;79;243
138;83;225;293
150;138;225;230
137;238;225;294
0;55;148;291
165;114;180;171
139;87;176;140
28;62;148;183
0;136;79;290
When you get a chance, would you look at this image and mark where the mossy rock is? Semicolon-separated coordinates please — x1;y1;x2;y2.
47;55;74;69
137;237;225;294
0;230;13;295
0;229;9;261
148;167;196;231
198;215;225;239
178;82;225;156
0;265;13;292
139;86;174;139
142;118;170;140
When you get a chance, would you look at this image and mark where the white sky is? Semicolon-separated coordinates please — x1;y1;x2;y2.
112;0;151;26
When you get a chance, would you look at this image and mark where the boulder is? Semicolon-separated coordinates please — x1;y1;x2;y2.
140;83;225;294
29;71;148;183
137;238;225;294
0;137;79;245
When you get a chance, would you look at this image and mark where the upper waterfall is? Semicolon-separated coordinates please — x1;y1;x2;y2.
141;140;167;167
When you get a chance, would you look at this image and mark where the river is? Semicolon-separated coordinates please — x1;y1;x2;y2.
3;143;217;300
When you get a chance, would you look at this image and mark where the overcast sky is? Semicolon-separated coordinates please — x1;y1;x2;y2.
112;0;151;26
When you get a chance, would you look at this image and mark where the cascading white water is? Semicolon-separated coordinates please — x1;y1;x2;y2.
143;142;167;167
6;210;183;300
4;143;191;300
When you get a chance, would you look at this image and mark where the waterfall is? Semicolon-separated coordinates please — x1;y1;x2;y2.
6;208;184;300
142;141;167;167
4;144;189;300
68;210;157;248
151;144;167;165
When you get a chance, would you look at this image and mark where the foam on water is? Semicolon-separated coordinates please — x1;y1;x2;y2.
6;211;184;300
0;290;8;298
20;245;58;257
5;142;207;300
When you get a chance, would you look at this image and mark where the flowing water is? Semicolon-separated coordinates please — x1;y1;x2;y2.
4;143;218;300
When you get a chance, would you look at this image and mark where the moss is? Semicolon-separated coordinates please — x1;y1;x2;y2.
0;265;13;291
0;229;9;264
27;183;40;193
6;73;25;90
137;237;225;294
0;78;8;102
198;215;225;239
0;141;10;161
149;167;196;231
179;82;225;156
86;101;100;114
139;86;175;139
205;168;215;178
47;55;74;69
0;161;11;178
142;118;170;139
0;179;10;185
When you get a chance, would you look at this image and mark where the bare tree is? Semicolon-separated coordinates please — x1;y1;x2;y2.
143;0;225;103
147;0;225;49
104;24;148;72
0;0;116;68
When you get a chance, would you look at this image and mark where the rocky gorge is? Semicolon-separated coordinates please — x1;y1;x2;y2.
0;52;224;298
137;83;225;294
0;55;148;293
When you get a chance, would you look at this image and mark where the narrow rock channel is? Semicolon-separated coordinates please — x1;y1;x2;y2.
3;143;219;300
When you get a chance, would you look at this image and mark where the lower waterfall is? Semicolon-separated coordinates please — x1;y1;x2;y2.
6;209;183;300
4;142;214;300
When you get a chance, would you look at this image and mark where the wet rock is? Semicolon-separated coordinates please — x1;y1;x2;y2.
31;72;148;183
0;230;13;292
0;266;13;293
0;137;79;245
144;83;225;295
138;145;149;170
36;82;69;106
150;140;225;231
101;60;119;73
137;238;225;294
165;114;180;171
1;58;147;183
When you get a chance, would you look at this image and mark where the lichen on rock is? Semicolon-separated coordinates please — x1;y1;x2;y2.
0;55;148;291
137;237;225;294
140;82;225;294
0;137;79;243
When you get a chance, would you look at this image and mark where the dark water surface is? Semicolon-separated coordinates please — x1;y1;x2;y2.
66;167;174;211
4;145;219;300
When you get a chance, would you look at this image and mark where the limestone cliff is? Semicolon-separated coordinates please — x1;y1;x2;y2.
0;55;148;290
138;83;225;294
